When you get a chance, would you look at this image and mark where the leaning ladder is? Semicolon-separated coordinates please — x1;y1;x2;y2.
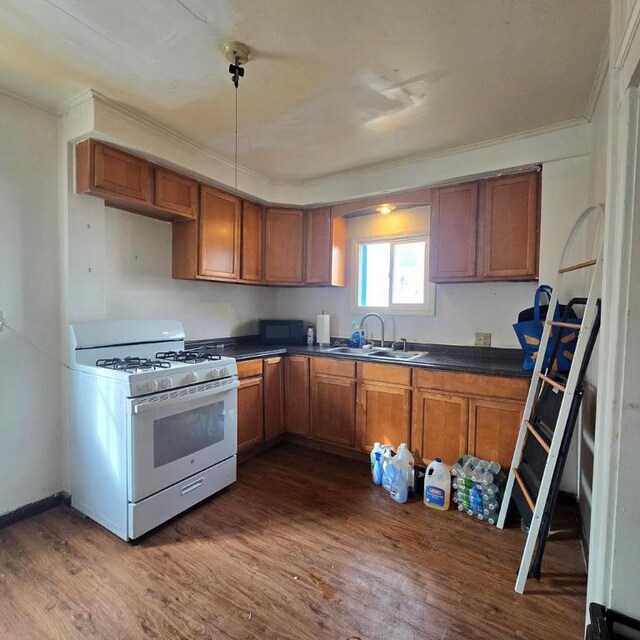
497;204;604;594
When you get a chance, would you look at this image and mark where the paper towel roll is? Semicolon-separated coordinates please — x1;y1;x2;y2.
316;313;330;346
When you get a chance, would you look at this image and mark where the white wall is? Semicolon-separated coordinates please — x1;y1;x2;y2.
65;194;278;338
0;93;65;515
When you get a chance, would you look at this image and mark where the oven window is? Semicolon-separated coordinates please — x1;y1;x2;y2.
153;400;225;468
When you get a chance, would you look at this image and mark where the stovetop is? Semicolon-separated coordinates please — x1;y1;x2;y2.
95;351;223;373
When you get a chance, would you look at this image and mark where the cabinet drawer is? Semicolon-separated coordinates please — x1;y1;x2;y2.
237;359;264;379
414;369;528;401
359;362;412;387
312;357;356;379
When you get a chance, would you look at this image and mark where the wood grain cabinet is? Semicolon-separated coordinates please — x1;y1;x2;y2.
236;360;265;453
468;398;524;471
154;168;198;219
263;357;284;440
356;362;412;451
482;172;539;279
411;369;527;468
310;358;356;447
241;200;263;283
430;182;479;282
412;391;468;465
305;207;347;286
284;355;311;435
264;208;305;284
429;171;539;283
76;139;153;206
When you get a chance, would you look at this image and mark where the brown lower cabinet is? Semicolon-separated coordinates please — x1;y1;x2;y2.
263;357;284;440
310;373;356;447
412;391;468;466
237;375;264;453
284;355;310;435
236;355;526;471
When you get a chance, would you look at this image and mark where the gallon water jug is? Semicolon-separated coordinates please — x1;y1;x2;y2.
395;443;415;493
381;446;395;491
389;459;408;504
424;458;451;511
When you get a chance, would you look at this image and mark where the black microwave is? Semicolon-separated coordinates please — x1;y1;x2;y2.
259;320;306;345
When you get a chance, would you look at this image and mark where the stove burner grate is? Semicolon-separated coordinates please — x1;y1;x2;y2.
156;350;222;363
96;357;172;372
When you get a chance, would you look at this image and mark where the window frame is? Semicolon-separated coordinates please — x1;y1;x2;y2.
350;231;436;316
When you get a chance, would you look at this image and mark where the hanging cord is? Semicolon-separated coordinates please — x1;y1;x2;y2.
1;319;72;371
235;57;238;193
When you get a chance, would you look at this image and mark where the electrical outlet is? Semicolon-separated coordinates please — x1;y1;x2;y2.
475;332;492;347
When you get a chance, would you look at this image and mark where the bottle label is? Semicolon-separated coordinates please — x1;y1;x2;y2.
425;486;445;507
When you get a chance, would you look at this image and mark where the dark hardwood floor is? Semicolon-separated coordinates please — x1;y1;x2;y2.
0;444;587;639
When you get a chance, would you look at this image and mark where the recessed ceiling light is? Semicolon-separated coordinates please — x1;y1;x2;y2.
376;204;396;215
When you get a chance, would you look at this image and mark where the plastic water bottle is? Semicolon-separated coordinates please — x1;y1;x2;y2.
424;458;451;510
381;446;395;491
370;442;383;485
389;459;409;504
395;443;415;494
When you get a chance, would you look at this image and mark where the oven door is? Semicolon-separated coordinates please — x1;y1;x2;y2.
128;380;238;502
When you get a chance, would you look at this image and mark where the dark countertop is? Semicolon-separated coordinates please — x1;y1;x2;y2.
186;340;529;378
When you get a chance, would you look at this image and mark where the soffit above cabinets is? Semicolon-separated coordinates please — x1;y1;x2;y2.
0;0;607;184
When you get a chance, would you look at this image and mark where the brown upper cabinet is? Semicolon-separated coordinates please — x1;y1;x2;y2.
430;182;479;282
305;208;347;286
429;171;540;283
154;167;198;219
482;172;539;279
241;200;263;283
264;208;305;284
198;186;241;280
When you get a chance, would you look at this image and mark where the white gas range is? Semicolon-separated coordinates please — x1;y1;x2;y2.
69;319;238;540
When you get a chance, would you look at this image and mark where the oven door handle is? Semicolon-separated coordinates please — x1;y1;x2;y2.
132;379;239;414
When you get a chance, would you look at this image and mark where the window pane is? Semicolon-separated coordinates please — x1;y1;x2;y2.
392;241;425;304
359;242;390;307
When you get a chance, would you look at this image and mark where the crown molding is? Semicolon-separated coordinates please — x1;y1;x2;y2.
297;117;589;188
0;83;58;116
584;35;610;121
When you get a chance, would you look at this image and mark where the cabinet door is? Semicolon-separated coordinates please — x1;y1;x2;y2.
93;140;152;203
311;376;356;447
264;208;304;284
199;186;241;280
412;391;468;465
284;355;310;435
237;376;264;453
306;207;331;284
429;182;478;282
263;357;284;440
356;382;412;451
469;398;523;471
482;172;538;279
154;168;198;219
241;200;263;282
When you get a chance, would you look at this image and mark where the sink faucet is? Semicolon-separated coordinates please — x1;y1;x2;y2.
360;313;386;348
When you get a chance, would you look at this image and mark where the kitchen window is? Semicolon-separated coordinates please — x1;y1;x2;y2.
353;234;435;315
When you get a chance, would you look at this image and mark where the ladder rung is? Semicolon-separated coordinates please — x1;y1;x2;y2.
559;259;597;273
546;320;581;329
525;420;550;453
536;372;566;393
513;468;536;512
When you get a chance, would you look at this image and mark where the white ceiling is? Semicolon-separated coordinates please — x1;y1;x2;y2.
0;0;608;182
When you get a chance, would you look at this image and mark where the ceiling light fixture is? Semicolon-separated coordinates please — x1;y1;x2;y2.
222;41;251;193
376;204;396;215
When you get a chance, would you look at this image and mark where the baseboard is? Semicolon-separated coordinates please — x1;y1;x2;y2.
0;492;70;530
285;434;369;462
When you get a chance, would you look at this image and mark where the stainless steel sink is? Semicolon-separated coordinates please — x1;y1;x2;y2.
323;346;376;355
366;350;428;361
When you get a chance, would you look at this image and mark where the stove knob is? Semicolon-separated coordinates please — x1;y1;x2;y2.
187;371;199;384
220;367;229;378
147;379;158;393
157;377;171;390
209;369;220;380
